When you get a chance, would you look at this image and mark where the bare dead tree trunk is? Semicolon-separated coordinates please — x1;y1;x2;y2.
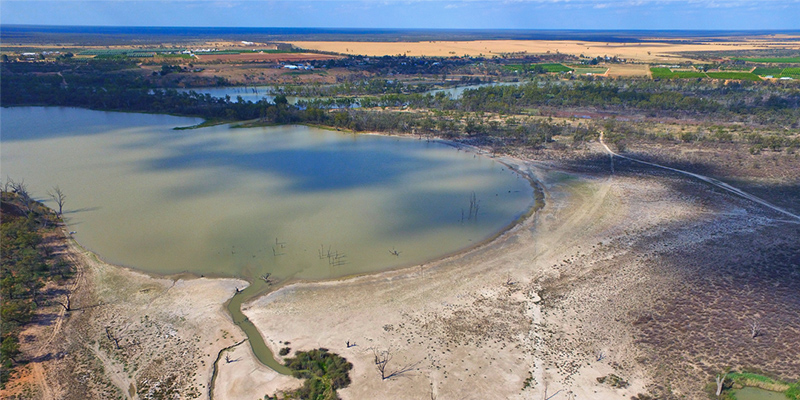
750;319;761;338
716;373;728;397
56;293;71;311
47;186;66;217
372;347;418;380
373;348;392;380
9;178;34;214
105;326;121;349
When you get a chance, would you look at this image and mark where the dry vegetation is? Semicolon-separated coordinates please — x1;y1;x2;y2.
290;38;800;62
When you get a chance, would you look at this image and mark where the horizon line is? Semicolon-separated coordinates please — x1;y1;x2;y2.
4;24;800;33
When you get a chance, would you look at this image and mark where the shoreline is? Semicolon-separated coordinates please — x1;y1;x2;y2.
50;125;546;382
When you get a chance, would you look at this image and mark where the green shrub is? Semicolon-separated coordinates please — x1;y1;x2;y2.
282;348;353;400
785;382;800;400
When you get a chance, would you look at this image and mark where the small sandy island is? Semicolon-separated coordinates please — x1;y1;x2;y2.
7;141;798;400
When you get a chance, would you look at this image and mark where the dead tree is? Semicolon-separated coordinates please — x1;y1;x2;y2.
596;350;606;362
372;347;418;380
47;186;66;217
105;326;121;349
8;178;33;214
374;348;392;380
56;292;71;311
716;372;729;397
467;192;480;220
750;319;761;338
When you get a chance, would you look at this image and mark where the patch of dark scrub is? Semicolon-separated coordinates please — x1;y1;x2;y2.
635;222;800;393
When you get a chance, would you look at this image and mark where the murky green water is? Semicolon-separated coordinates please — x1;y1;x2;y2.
2;107;534;282
734;387;789;400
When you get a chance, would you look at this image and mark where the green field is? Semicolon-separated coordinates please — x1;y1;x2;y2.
734;56;800;63
707;72;763;81
753;67;784;76
782;67;800;78
706;72;762;81
650;67;707;79
718;66;753;71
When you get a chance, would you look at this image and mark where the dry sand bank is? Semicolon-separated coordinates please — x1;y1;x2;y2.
290;39;800;62
5;236;251;400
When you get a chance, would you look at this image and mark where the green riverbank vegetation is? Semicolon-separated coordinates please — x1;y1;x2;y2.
269;348;353;400
710;371;800;400
1;182;74;388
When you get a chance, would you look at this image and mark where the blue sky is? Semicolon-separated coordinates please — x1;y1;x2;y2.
1;0;799;30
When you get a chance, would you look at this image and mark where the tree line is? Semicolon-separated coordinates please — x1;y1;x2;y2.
2;58;797;140
1;182;73;387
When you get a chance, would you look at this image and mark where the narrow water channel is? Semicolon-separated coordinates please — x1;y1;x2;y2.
226;281;292;374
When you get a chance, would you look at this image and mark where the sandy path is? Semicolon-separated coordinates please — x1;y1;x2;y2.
599;131;800;222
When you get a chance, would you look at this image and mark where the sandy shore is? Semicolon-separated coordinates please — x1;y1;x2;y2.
239;152;650;399
18;140;797;400
6;233;253;399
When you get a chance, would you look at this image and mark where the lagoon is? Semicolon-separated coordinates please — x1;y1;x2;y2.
1;107;534;283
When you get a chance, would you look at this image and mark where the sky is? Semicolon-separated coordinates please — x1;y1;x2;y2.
1;0;799;30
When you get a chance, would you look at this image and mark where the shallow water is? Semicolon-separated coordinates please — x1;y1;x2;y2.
1;107;534;282
178;81;524;104
734;387;788;400
176;86;304;104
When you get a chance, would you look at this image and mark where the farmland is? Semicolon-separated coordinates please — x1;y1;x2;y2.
650;67;707;79
753;67;785;76
706;71;762;81
569;66;608;75
734;56;800;63
503;63;573;73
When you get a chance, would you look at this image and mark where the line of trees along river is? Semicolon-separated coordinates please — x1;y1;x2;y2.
2;59;799;135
